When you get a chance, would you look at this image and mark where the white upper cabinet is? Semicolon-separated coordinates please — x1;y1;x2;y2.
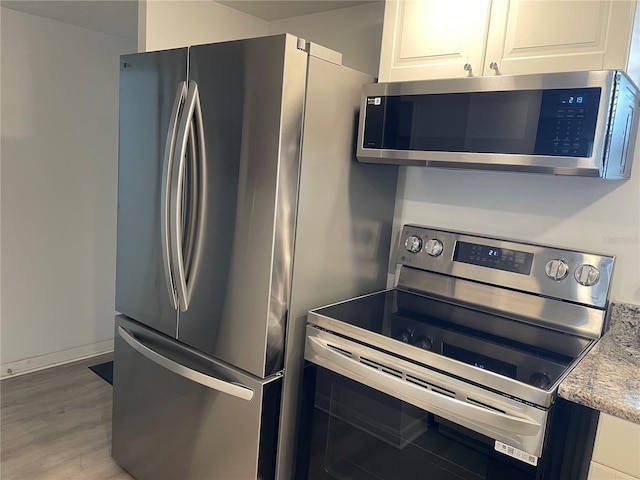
378;0;492;81
378;0;638;82
485;0;637;76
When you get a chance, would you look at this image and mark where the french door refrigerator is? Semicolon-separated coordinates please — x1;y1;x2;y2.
112;33;397;480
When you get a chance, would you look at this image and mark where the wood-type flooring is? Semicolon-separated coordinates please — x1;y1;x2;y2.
1;353;132;480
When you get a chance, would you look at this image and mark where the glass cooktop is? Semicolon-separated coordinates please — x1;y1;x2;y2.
310;289;593;392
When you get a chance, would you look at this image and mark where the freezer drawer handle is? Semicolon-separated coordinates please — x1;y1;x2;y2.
118;326;254;401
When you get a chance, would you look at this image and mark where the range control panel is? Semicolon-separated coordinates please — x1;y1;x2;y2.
453;241;534;275
397;225;615;308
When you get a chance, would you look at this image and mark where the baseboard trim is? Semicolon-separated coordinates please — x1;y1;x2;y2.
1;340;114;379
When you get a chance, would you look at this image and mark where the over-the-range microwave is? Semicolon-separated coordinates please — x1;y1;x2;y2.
357;70;640;179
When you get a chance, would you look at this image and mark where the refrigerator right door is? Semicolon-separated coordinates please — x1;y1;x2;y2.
115;48;187;337
177;34;308;378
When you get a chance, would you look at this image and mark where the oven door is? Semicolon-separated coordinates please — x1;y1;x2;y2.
299;325;547;480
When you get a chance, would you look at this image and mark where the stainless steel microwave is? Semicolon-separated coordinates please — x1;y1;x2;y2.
357;70;640;179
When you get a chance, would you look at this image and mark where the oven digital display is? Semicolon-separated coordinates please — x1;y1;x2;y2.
443;343;517;379
454;241;533;275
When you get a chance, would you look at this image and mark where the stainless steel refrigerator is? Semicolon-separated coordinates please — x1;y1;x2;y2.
112;33;397;480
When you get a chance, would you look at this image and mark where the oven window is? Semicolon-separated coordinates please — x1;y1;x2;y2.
304;367;537;480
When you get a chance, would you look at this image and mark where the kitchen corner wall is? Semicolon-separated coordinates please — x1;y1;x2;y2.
268;2;385;77
0;8;136;376
137;0;384;78
138;0;269;53
391;141;640;304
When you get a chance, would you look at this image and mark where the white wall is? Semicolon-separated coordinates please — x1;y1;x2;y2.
0;8;136;375
269;2;385;76
391;141;640;304
0;6;3;375
137;1;383;76
139;0;269;52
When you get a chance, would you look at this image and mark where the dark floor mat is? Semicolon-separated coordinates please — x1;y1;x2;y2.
89;361;113;385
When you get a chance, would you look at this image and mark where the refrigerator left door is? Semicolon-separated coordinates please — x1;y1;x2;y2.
112;315;282;480
115;49;188;337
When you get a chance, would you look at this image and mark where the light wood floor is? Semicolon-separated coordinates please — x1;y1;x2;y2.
1;353;133;480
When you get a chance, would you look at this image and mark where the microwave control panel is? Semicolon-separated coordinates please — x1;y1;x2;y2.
534;87;601;157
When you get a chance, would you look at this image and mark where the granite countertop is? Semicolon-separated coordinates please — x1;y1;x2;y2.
559;302;640;424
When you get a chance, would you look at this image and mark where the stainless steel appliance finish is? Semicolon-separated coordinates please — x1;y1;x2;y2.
113;33;397;480
112;315;281;480
305;325;549;457
116;47;188;337
357;70;640;178
303;225;614;474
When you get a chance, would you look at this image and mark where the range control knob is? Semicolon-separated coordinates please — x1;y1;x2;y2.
413;336;433;351
575;264;600;286
404;235;423;254
545;259;569;281
529;372;551;389
424;239;444;257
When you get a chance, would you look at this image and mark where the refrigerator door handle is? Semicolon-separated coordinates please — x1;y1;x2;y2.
117;326;255;401
184;81;206;312
171;80;205;313
161;81;187;309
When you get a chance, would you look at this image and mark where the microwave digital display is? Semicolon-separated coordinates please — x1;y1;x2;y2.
363;87;601;157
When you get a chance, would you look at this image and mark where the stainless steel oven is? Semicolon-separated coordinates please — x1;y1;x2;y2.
296;225;613;480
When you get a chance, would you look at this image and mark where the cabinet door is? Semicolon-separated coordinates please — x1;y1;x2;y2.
591;413;640;479
378;0;491;81
484;0;636;76
588;462;617;480
589;462;639;480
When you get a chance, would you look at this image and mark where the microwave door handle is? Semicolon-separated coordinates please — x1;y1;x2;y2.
307;335;541;437
171;80;200;312
161;82;187;309
118;326;254;401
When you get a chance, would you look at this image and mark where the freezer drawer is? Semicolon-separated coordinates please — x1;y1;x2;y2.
112;315;281;480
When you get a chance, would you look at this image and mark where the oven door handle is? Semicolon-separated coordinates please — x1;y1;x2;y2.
306;334;542;437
